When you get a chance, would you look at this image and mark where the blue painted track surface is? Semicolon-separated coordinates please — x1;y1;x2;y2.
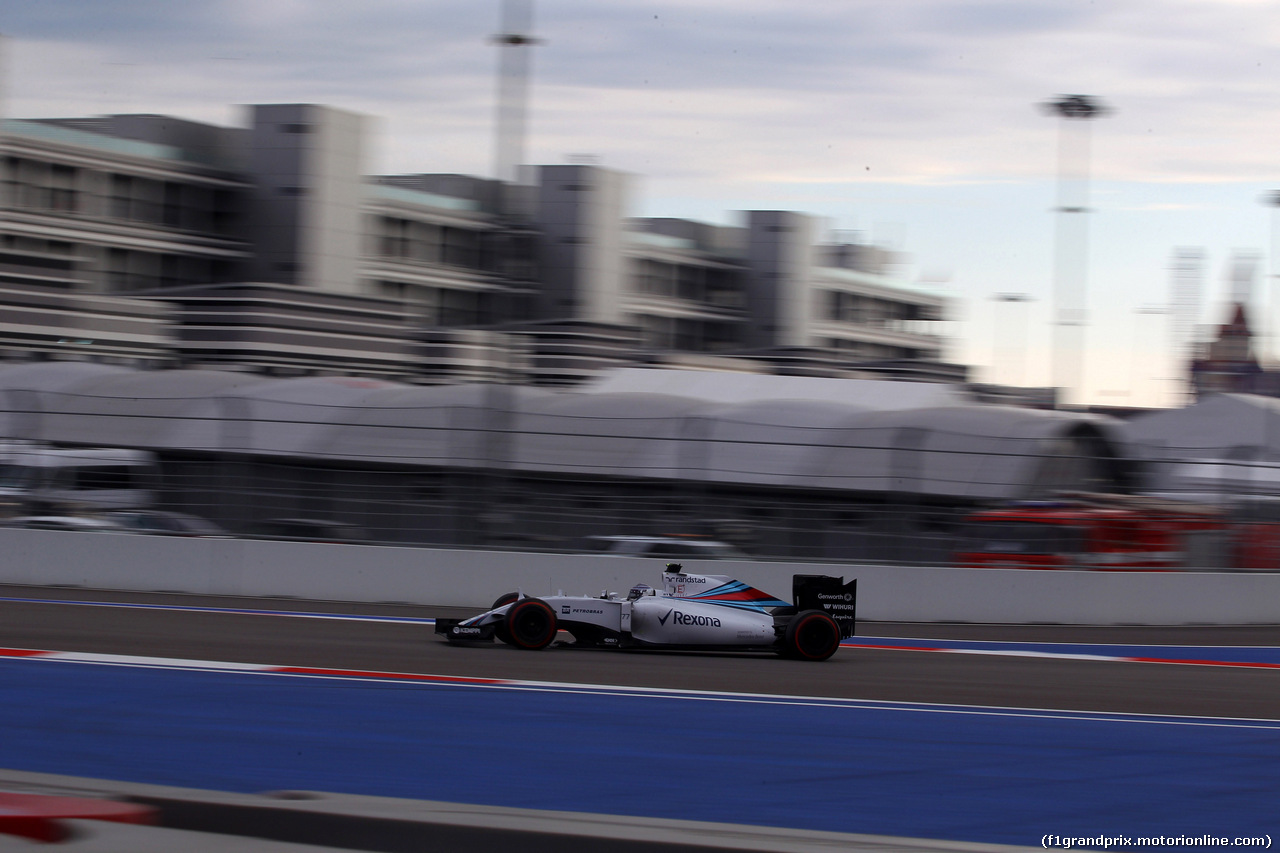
2;658;1277;849
846;636;1280;665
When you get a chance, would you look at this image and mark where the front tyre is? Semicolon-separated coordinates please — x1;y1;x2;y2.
780;610;841;661
489;592;520;645
489;592;519;610
503;597;558;650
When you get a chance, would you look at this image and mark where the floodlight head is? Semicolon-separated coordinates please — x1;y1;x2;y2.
1042;94;1110;119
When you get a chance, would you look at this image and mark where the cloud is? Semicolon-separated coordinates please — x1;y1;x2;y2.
5;1;1280;190
1116;202;1215;212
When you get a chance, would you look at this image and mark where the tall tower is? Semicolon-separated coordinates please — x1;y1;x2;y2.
246;104;365;294
1169;248;1205;401
1170;248;1205;355
536;164;630;322
1041;94;1110;407
744;211;817;349
1228;250;1261;307
1262;190;1280;363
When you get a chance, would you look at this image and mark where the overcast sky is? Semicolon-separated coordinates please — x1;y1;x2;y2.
5;0;1280;406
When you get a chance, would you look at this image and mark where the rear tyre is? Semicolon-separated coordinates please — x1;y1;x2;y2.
504;597;558;650
780;610;841;661
490;592;520;645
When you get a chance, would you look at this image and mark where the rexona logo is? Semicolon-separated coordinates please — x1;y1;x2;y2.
452;626;483;635
659;608;721;628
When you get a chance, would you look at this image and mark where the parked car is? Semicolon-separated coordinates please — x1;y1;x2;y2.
104;510;229;537
575;535;749;559
257;518;368;544
0;446;159;514
2;514;132;533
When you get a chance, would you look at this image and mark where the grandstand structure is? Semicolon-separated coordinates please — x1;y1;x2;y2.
0;362;1128;562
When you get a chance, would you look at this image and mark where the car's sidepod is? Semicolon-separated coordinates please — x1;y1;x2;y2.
629;595;775;645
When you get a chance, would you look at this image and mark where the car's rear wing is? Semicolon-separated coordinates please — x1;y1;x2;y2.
791;574;857;639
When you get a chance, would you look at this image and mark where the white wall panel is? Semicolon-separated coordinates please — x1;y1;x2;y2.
1;529;1276;625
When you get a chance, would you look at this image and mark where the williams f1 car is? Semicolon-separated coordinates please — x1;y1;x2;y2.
434;563;856;661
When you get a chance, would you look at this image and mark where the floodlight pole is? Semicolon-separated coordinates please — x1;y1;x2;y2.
1041;94;1110;408
491;0;542;213
992;293;1033;387
481;0;541;544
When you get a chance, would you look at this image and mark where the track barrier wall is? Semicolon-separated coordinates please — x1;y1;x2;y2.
1;529;1277;624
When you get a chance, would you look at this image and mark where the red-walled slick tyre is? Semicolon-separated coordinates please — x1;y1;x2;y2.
503;598;558;650
490;592;520;645
490;592;520;610
780;610;841;661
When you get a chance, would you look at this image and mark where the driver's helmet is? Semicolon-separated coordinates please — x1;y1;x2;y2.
627;583;653;601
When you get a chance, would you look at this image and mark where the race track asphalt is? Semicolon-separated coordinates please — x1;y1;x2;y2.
1;584;1278;720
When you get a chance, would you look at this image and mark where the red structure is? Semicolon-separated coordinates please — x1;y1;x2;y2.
956;497;1225;571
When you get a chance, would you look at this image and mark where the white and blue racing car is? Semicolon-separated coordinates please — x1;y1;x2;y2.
435;563;856;661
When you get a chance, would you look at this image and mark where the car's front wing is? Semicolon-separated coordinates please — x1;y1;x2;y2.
434;618;498;642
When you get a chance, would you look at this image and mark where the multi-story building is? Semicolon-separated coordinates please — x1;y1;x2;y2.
1;114;250;364
1;101;951;383
536;164;948;375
